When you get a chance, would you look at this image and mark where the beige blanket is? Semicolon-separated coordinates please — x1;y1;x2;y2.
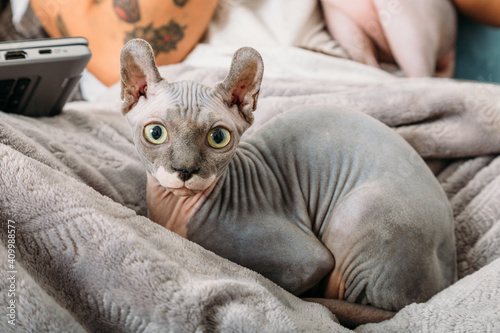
1;49;499;332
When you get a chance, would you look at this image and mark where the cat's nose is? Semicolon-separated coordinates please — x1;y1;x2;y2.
172;166;200;182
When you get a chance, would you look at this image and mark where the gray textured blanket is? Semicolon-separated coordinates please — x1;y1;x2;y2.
1;59;500;332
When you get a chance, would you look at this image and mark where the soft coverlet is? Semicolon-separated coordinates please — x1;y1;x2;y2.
1;49;500;332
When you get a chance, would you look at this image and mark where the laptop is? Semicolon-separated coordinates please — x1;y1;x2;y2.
0;37;91;117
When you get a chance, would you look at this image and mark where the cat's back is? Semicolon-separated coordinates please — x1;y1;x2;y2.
246;105;406;155
240;105;450;230
243;105;424;182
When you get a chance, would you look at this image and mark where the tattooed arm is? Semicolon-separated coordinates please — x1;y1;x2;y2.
452;0;500;27
31;0;218;86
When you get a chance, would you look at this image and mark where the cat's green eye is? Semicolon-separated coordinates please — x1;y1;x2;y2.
207;127;231;149
144;124;168;144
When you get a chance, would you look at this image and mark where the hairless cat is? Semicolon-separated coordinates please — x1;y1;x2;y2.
120;39;456;328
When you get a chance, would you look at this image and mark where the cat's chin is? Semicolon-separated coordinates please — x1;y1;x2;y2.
170;187;201;197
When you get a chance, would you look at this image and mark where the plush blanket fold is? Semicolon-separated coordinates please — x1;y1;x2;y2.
0;111;340;333
1;54;499;332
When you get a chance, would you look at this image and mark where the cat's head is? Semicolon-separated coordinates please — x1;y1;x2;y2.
120;39;264;196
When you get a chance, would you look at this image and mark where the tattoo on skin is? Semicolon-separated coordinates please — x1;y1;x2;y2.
56;14;70;37
114;0;141;23
173;0;189;7
124;20;186;55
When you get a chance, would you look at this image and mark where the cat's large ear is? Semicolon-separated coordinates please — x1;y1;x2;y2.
216;47;264;125
120;39;163;114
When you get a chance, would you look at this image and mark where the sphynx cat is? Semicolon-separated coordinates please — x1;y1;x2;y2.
120;39;456;327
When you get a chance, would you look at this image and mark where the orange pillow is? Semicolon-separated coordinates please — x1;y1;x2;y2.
31;0;218;86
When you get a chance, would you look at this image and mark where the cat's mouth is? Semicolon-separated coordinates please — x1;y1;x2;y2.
166;181;218;197
154;166;217;197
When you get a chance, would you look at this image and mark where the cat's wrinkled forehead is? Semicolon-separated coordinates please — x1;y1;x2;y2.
162;80;224;113
126;80;227;126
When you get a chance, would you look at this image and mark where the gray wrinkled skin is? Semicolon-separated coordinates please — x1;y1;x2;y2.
121;39;457;312
189;106;456;310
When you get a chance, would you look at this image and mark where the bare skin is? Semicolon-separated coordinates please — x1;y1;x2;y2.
452;0;500;26
31;0;218;85
146;173;218;238
320;0;456;77
149;165;398;328
121;40;456;328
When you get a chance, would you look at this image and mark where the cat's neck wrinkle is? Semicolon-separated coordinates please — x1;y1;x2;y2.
146;172;219;238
